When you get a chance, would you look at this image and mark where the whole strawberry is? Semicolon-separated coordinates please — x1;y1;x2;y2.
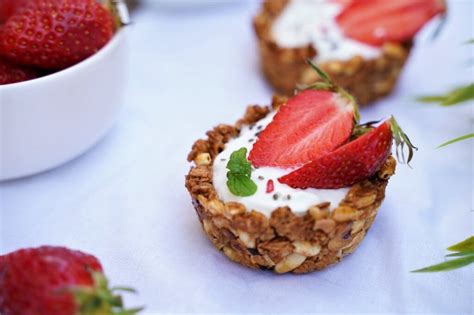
0;0;116;70
0;58;38;85
0;0;30;23
0;246;141;315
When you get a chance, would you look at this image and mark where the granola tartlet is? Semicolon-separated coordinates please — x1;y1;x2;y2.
186;96;397;274
253;0;443;105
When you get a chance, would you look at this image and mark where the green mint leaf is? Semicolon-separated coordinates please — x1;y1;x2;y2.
417;84;474;106
441;84;474;106
445;251;474;257
447;236;474;252
227;173;258;197
411;255;474;273
227;147;252;176
438;133;474;148
226;147;257;197
417;96;446;103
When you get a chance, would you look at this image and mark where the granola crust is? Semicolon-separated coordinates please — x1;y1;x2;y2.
185;97;396;274
253;0;412;105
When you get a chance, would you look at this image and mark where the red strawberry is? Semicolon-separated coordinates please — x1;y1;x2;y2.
336;0;446;46
248;89;355;168
0;58;38;85
279;120;394;189
0;246;141;315
0;0;27;23
0;0;116;70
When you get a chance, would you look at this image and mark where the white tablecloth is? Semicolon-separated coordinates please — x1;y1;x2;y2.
1;1;473;314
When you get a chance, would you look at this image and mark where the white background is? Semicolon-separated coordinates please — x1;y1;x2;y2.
1;1;473;314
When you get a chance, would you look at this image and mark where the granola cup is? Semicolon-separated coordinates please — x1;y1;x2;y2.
186;97;396;274
253;0;412;105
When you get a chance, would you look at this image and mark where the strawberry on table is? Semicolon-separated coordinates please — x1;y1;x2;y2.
248;88;356;168
0;246;142;315
0;58;38;85
336;0;446;46
0;0;117;70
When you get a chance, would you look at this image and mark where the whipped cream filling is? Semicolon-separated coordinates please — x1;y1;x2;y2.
271;0;381;62
213;111;349;217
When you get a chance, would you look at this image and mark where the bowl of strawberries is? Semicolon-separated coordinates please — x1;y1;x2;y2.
0;0;129;181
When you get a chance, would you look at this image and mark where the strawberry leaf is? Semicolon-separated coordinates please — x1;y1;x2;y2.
447;236;474;252
438;133;474;148
412;236;474;273
445;251;474;257
226;148;257;197
303;59;360;123
307;59;331;83
412;255;474;273
69;271;143;315
389;116;418;166
417;84;474;106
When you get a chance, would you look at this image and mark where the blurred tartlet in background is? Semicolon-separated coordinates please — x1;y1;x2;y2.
254;0;446;105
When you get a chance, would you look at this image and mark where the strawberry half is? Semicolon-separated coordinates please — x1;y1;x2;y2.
0;0;117;70
0;58;38;85
248;89;356;168
336;0;446;46
279;117;414;189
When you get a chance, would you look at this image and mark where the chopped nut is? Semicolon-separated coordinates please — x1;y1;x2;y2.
309;205;330;220
208;199;225;215
275;253;307;273
195;153;211;166
353;192;377;208
225;202;246;216
202;219;212;235
314;219;336;234
342;232;366;255
328;237;352;251
332;206;361;222
223;246;239;262
293;241;321;257
237;230;256;248
351;220;365;235
378;156;396;179
326;61;343;74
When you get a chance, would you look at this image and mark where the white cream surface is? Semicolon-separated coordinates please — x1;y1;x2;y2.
213;112;349;217
271;0;381;62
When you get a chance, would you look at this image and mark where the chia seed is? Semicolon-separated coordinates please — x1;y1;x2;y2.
273;193;281;200
258;176;265;180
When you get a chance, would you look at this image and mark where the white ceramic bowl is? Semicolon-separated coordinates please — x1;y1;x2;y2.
0;28;129;181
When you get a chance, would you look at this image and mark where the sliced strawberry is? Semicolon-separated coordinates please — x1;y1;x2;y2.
248;89;355;168
336;0;446;46
330;0;353;9
279;120;393;189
